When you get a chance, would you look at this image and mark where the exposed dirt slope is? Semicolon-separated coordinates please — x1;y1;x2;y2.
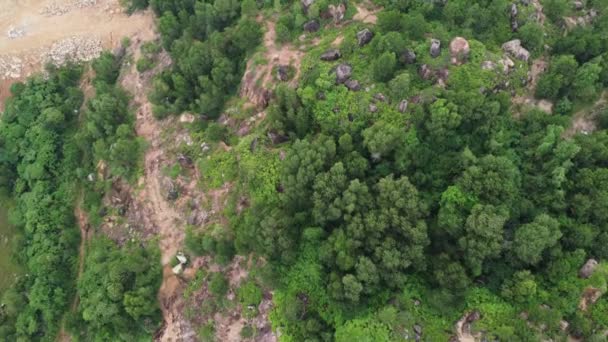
119;42;197;341
240;18;305;108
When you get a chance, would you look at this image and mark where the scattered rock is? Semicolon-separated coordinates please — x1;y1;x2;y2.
179;113;196;123
430;39;441;58
344;79;361;91
268;131;289;145
303;20;320;32
511;3;518;17
0;55;24;79
163;178;179;201
373;93;387;102
320;49;342;61
176;252;188;264
172;263;183;275
369;103;378;113
7;26;26;39
357;29;374;46
449;37;470;65
466;310;481;323
573;0;584;10
400;49;417;64
419;64;434;80
502;39;530;62
499;56;515;73
398;100;409;113
177;154;193;168
335;63;353;84
580;287;603;311
437;68;449;86
481;60;497;70
329;3;346;23
301;0;315;13
44;36;103;66
249;137;259;153
413;324;423;336
277;65;290;81
579;259;599;279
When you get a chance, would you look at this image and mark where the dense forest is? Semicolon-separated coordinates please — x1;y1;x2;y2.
2;0;608;341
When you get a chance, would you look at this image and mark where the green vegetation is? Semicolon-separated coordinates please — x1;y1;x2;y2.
170;0;608;341
0;198;20;295
0;65;84;340
68;238;161;340
4;0;608;341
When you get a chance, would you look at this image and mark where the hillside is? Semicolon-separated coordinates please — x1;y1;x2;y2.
2;0;608;341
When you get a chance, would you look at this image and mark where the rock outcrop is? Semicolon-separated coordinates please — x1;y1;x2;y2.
579;259;599;279
357;29;374;46
502;39;530;62
304;20;320;32
320;49;342;61
335;64;353;84
449;37;470;65
344;79;361;91
400;49;417;64
430;39;441;58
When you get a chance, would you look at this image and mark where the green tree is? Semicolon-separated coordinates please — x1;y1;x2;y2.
513;214;561;265
372;52;397;82
459;204;508;276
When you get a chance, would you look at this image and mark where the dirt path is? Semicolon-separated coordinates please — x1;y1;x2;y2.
119;39;196;341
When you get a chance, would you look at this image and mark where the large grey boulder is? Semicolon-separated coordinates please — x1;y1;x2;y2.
398;100;409;113
335;64;352;84
511;3;518;17
344;79;361;91
400;49;417;64
357;29;374;46
320;49;341;61
303;20;320;32
430;39;441;58
580;259;599;279
502;39;530;62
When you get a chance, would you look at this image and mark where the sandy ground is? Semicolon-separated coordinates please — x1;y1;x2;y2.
0;0;155;109
0;0;153;55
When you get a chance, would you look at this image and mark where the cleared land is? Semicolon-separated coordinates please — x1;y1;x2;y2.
0;0;156;108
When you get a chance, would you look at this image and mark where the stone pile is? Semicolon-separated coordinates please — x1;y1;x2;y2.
43;36;103;66
41;0;98;17
7;26;26;39
0;55;23;79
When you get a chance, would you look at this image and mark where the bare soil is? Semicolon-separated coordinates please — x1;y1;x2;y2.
0;0;156;109
240;18;305;109
512;57;552;115
353;1;379;24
